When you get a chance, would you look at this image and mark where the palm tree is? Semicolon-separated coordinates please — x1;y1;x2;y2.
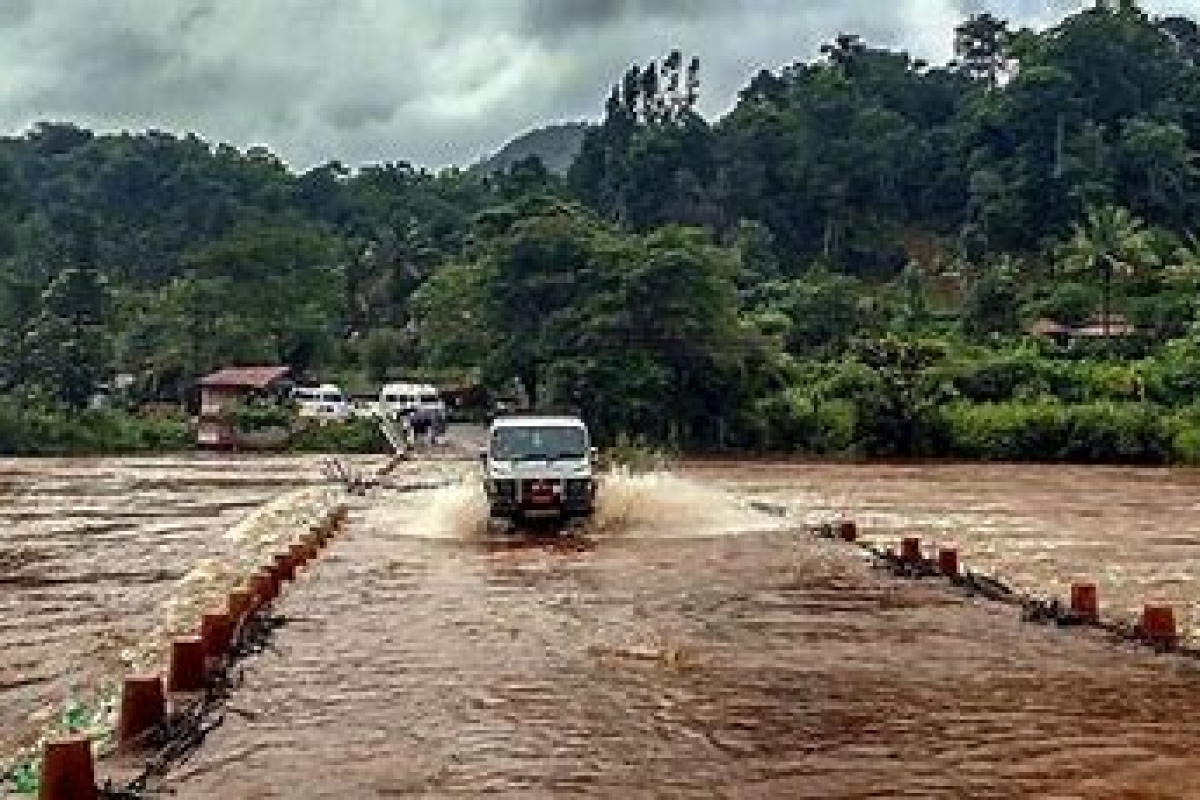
1164;232;1200;335
1060;204;1158;342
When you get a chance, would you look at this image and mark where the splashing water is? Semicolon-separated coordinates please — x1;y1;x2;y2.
590;469;790;538
371;468;789;541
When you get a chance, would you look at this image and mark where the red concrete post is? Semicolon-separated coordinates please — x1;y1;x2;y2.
289;542;309;568
274;552;296;583
201;612;232;660
38;738;98;800
836;520;857;543
228;589;253;624
250;570;278;607
937;547;960;577
117;675;166;755
1070;583;1099;623
1141;605;1178;649
901;536;922;563
167;637;207;693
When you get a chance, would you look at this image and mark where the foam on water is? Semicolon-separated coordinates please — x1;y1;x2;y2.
402;481;492;540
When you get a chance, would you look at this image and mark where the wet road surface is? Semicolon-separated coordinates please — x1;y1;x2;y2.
162;481;1200;799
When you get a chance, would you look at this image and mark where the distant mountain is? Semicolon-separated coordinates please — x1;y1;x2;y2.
477;123;590;176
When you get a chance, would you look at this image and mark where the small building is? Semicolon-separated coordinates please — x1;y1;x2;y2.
197;366;291;449
1072;313;1137;340
1027;314;1137;346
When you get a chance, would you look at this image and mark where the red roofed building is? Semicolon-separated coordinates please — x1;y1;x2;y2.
197;366;292;449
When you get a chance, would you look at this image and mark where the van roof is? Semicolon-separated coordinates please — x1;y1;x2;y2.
381;383;438;393
490;416;587;430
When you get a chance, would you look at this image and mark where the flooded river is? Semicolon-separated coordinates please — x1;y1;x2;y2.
4;457;1200;797
0;456;334;761
689;461;1200;636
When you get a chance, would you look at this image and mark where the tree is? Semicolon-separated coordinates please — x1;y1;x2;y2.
897;261;929;332
30;263;111;409
0;273;41;392
568;51;710;230
1060;204;1158;340
962;259;1020;336
180;223;347;371
407;261;491;371
954;13;1012;86
844;336;951;457
1116;117;1196;221
466;200;745;445
746;272;868;356
1159;16;1200;65
820;34;867;77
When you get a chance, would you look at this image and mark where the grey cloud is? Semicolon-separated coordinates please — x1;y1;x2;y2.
0;1;1189;169
324;97;399;132
520;0;727;36
0;0;33;27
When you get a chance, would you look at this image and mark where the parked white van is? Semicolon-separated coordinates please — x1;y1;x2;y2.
379;382;447;441
379;383;445;419
292;384;352;421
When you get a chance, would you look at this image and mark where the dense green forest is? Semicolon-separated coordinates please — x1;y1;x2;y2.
4;2;1200;461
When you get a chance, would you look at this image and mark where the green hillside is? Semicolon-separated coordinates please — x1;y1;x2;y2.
477;123;589;175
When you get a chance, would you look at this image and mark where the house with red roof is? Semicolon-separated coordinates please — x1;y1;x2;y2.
196;366;292;449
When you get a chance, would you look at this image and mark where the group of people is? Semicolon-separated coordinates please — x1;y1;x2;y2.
403;405;447;448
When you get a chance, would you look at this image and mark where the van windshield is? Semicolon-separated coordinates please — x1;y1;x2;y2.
491;426;587;461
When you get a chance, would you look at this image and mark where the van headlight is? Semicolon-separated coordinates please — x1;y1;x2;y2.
489;460;515;478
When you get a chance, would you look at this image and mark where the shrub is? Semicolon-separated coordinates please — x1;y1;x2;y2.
0;400;191;456
940;401;1170;464
603;432;673;473
287;418;387;454
753;390;855;455
232;403;293;432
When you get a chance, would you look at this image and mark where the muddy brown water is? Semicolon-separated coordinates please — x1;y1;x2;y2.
4;458;1200;798
686;461;1200;636
0;455;348;762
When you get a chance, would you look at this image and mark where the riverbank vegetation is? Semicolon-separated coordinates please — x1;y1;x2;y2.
3;3;1200;462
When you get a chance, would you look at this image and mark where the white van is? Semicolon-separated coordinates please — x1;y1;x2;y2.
292;384;352;421
379;383;446;419
481;415;597;524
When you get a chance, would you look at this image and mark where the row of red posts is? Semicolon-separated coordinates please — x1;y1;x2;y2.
36;505;349;800
835;519;1180;650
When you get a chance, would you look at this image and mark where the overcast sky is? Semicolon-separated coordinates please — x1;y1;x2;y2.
0;0;1194;170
